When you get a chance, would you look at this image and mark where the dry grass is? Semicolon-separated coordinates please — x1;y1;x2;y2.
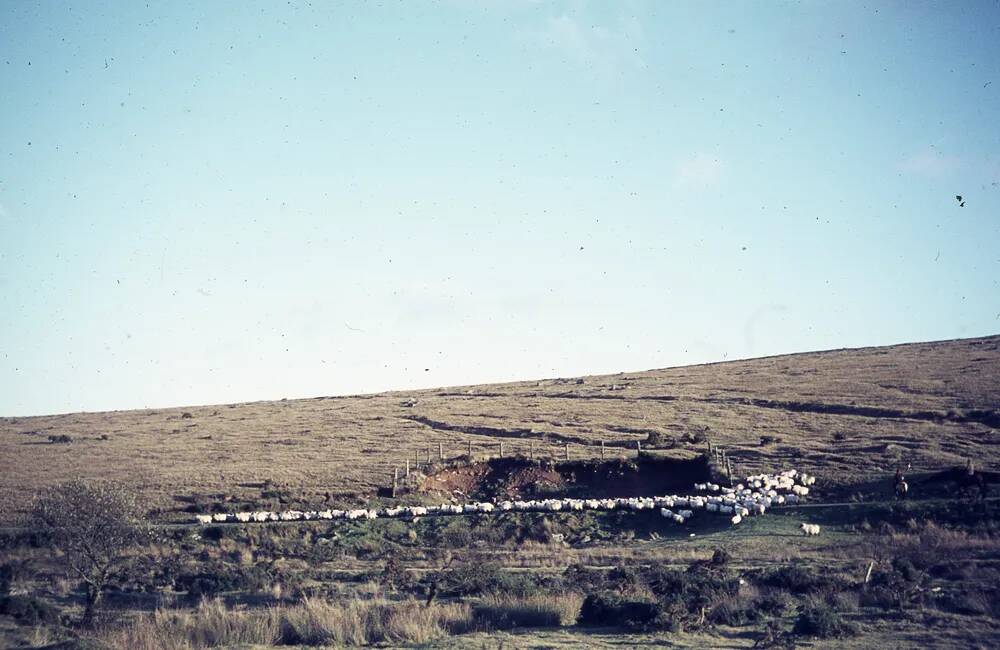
474;592;584;628
2;335;997;522
102;597;473;649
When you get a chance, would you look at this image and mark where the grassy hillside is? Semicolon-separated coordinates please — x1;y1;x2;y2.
2;335;997;521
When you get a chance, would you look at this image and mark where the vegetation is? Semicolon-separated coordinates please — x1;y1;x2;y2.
30;481;152;625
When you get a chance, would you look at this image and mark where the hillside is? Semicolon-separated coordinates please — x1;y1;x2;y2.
2;335;998;521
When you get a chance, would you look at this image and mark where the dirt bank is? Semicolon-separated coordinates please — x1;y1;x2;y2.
417;454;713;502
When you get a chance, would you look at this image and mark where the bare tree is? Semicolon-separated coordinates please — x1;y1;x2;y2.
31;480;152;626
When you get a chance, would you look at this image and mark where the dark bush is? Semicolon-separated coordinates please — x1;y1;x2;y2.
645;431;676;449
792;604;855;638
48;434;73;444
0;560;30;595
757;565;847;595
0;595;62;626
175;563;275;598
433;562;535;598
578;593;660;629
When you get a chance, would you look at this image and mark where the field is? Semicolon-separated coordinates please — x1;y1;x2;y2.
1;335;999;648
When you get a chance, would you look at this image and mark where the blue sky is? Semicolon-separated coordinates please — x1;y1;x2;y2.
1;1;998;416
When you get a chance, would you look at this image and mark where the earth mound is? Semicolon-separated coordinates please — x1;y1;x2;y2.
417;454;713;502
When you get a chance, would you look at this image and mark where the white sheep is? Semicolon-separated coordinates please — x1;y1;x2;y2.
800;523;820;536
731;514;742;525
195;514;213;524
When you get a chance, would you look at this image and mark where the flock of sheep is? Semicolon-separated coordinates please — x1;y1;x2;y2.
195;468;819;534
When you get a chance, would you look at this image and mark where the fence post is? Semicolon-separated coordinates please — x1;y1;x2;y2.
414;449;419;467
601;440;606;460
405;458;410;479
529;441;534;460
636;440;642;457
392;468;398;498
468;440;473;458
565;443;570;460
499;441;504;458
438;442;443;461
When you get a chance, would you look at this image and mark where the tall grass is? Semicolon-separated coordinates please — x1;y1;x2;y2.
100;592;582;649
472;592;583;630
102;597;472;649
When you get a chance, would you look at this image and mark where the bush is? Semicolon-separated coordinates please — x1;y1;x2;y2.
756;565;847;596
792;604;855;638
0;560;30;595
578;593;660;629
0;595;62;626
431;562;535;598
48;434;73;444
645;431;676;449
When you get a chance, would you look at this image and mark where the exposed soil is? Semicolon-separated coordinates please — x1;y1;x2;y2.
417;455;713;502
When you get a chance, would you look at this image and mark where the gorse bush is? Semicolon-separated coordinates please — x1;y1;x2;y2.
792;603;856;638
0;595;63;626
578;593;660;629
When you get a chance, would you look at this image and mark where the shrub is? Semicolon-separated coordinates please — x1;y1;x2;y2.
792;604;855;638
0;595;62;626
0;559;30;595
578;593;660;629
645;431;676;449
431;561;535;598
756;565;847;596
48;434;73;444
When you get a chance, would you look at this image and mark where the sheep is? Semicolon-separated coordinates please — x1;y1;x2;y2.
731;514;742;525
211;513;229;523
672;514;686;524
318;510;333;520
235;512;252;523
477;503;494;513
195;514;213;524
499;501;514;511
706;502;719;512
800;523;820;536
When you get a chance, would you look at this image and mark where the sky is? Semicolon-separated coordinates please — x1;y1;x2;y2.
1;1;998;416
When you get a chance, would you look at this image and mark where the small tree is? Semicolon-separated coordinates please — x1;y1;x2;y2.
31;480;152;626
